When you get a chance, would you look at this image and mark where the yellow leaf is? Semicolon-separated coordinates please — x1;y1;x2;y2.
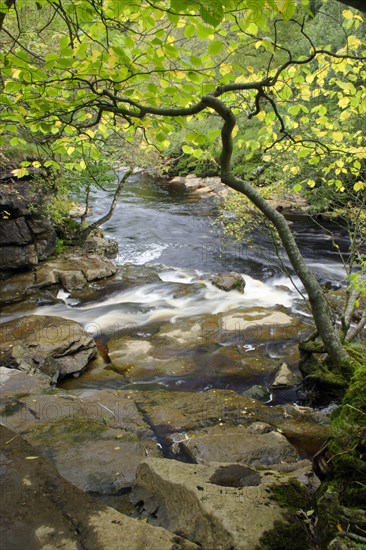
175;71;186;80
333;131;344;142
12;68;21;79
290;166;300;175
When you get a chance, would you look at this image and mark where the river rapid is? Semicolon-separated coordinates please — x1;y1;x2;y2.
13;173;352;401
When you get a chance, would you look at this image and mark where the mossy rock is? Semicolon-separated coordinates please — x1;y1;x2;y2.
315;357;366;547
299;352;351;400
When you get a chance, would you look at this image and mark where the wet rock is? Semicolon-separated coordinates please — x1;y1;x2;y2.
174;424;300;465
0;315;97;383
272;362;301;388
210;271;245;293
242;384;271;402
83;235;119;258
221;310;293;335
0;426;198;550
132;457;315;549
118;264;162;284
137;389;329;458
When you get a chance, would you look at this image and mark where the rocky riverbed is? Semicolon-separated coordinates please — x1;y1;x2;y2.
1;173;361;549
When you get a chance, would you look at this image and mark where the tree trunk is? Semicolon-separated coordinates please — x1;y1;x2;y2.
202;94;349;368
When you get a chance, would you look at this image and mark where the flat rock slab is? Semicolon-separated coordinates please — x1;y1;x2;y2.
0;315;97;383
0;426;198;550
172;424;299;465
132;457;315;550
1;389;162;493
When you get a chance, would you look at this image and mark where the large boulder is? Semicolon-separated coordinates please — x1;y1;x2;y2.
0;181;56;272
0;425;198;550
0;315;97;383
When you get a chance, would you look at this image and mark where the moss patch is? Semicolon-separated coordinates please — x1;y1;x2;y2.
315;354;366;547
29;414;109;446
255;480;315;550
327;359;366;507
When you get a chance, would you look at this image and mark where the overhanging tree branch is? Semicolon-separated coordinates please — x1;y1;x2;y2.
201;93;349;367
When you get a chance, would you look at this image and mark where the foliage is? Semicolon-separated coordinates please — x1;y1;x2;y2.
30;158;117;226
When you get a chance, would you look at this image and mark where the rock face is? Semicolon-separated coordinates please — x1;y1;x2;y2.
0;315;97;383
0;181;56;272
132;457;317;550
0;426;198;550
210;272;245;293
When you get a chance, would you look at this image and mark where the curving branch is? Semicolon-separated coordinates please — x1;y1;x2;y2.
201;93;349;367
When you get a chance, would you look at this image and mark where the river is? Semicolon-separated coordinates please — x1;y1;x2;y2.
17;172;339;401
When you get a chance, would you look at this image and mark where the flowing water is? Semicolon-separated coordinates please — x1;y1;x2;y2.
5;173;353;400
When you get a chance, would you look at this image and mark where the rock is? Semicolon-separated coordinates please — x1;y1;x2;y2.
272;362;301;388
118;264;162;284
210;271;245;293
0;366;49;398
221;310;293;333
172;424;300;465
132;457;315;550
0;217;32;245
168;175;230;198
83;235;119;258
136;389;329;459
0;425;198;549
35;254;117;291
0;182;56;272
247;421;273;434
1;389;164;494
0;243;39;269
242;384;271;402
0;315;97;383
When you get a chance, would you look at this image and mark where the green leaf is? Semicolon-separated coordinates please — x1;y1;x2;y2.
208;41;224;55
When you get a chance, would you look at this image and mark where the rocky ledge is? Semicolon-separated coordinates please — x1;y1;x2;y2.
0;315;97;384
